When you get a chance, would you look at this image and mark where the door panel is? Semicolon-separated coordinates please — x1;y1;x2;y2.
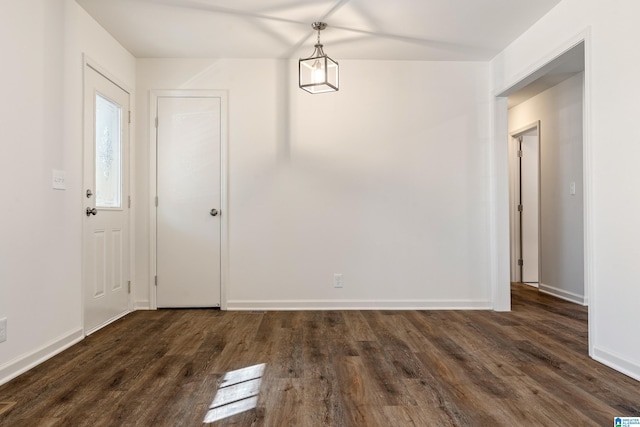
83;65;130;333
156;96;221;308
112;228;123;291
93;230;106;298
521;133;539;283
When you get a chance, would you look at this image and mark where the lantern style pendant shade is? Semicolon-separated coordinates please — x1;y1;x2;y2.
299;22;339;94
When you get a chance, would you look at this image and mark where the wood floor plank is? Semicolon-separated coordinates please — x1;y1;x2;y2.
300;314;348;427
210;313;263;374
341;310;377;342
356;340;416;406
1;283;640;426
271;324;304;379
360;311;411;351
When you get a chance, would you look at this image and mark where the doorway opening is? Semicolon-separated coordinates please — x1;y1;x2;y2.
510;124;540;288
499;40;587;308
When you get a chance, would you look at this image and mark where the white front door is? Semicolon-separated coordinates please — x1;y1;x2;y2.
83;64;130;334
156;96;222;308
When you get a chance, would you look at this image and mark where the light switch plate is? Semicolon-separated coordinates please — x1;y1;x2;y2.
52;169;66;190
0;318;7;343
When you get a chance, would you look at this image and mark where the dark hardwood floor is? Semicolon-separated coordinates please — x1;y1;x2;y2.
1;283;639;426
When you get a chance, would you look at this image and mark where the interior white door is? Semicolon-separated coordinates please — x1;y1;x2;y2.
521;132;539;283
83;65;130;333
156;96;221;307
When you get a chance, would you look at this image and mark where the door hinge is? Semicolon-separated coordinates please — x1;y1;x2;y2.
517;204;523;212
518;149;523;157
128;195;131;208
155;196;158;207
128;111;132;124
518;259;523;266
127;280;131;294
155;276;158;286
155;117;158;128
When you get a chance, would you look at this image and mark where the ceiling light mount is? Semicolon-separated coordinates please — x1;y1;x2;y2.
311;21;327;32
299;22;339;94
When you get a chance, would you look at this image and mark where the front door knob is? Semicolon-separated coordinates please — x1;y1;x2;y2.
86;207;97;216
210;208;219;216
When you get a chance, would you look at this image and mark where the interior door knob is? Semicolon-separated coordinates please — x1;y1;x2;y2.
86;207;97;216
210;208;219;216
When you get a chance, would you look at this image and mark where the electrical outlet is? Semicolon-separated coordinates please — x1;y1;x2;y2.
333;273;343;288
0;318;7;343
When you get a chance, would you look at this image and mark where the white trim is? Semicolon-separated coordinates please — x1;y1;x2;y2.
538;283;586;306
84;310;131;336
0;328;84;386
582;30;595;359
491;29;593;356
83;55;132;95
134;300;151;310
495;29;589;98
149;91;157;310
149;90;229;310
226;300;492;311
489;96;511;312
593;347;640;382
510;122;540;138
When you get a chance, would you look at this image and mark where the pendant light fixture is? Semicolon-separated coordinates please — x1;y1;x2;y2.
299;22;339;94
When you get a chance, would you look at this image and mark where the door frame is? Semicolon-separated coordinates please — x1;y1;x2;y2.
508;122;541;285
82;55;134;333
492;33;592;352
149;90;229;310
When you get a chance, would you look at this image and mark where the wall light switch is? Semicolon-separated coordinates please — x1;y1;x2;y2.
570;181;576;195
53;169;66;190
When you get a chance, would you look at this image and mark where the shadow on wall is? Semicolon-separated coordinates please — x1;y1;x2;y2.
276;60;291;165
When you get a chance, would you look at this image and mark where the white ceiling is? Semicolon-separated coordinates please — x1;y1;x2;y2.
75;0;562;60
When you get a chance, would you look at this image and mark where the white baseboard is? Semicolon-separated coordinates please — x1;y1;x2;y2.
0;328;84;386
593;346;640;382
225;299;493;311
85;310;131;336
134;300;150;310
539;283;587;305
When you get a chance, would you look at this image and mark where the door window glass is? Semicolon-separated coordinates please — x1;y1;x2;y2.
95;93;122;208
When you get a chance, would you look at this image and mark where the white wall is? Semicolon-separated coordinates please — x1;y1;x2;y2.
492;0;640;379
509;74;584;303
135;59;493;309
3;0;637;388
0;0;135;385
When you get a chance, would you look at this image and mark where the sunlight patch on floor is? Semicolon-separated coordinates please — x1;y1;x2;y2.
204;363;266;424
